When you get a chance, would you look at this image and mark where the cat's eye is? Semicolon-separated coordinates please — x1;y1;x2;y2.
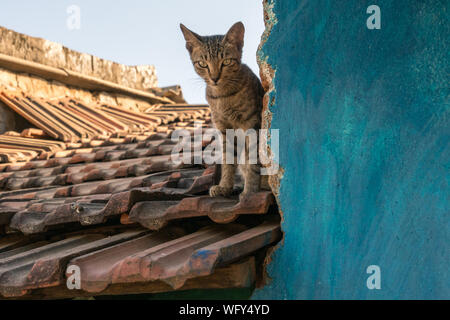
196;61;208;68
222;59;233;66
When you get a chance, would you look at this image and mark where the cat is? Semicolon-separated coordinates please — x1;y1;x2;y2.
180;22;265;199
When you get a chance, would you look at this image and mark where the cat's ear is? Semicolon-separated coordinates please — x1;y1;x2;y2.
223;22;245;52
180;24;202;54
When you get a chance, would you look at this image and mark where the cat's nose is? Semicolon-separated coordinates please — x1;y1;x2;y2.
211;77;220;84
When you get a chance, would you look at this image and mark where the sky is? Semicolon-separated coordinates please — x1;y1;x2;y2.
0;1;265;104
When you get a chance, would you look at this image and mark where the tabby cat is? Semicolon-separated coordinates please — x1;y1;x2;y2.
180;22;265;199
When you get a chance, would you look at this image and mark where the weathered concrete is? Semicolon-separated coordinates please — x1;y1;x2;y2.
255;0;449;299
0;26;158;90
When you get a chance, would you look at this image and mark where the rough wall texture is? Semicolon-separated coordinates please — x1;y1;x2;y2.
0;67;156;114
0;26;158;90
254;0;449;299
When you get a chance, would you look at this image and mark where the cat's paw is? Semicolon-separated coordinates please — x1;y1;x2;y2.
209;185;233;197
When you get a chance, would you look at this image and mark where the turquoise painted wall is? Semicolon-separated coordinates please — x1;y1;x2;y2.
254;0;449;299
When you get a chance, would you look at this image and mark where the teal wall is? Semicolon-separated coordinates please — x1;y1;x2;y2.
254;0;449;299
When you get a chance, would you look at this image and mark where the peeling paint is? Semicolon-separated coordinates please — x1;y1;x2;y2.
253;0;449;299
255;0;286;290
257;0;281;202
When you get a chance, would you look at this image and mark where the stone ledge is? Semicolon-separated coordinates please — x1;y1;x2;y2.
0;26;158;90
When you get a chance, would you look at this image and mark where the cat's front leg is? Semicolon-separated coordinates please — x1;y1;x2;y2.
239;163;261;200
209;163;236;197
210;132;236;197
238;132;261;200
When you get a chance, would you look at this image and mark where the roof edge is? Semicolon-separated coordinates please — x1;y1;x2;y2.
0;53;172;105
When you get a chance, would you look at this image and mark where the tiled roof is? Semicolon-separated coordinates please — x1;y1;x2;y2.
0;221;280;298
0;89;281;299
0;134;66;163
0;91;210;144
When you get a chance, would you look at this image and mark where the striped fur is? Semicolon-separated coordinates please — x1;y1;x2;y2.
180;22;264;199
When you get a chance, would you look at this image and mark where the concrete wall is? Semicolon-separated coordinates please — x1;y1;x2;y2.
255;0;449;299
0;26;158;90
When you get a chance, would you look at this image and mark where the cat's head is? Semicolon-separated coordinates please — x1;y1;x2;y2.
180;22;245;87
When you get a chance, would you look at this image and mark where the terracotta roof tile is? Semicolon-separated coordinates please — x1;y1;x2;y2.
7;169;215;234
0;82;279;299
0;229;150;297
0;90;210;164
68;222;280;292
0;221;280;298
129;191;275;230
